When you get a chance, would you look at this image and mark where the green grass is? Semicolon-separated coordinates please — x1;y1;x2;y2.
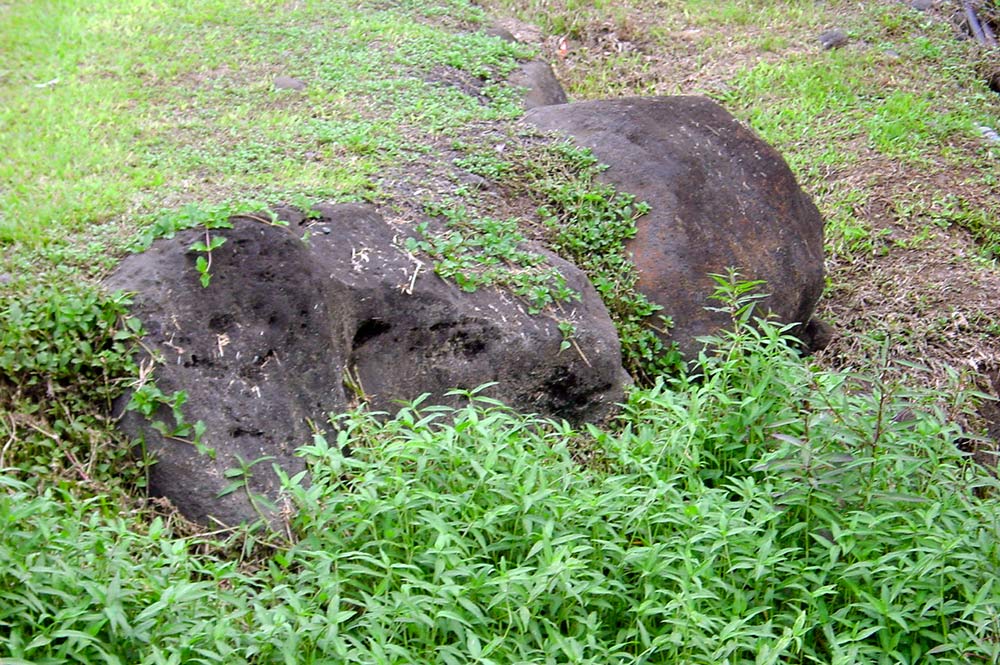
0;0;528;251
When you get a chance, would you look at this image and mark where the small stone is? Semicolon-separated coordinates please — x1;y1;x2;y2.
802;318;835;353
493;19;543;45
484;26;516;43
273;75;306;91
988;71;1000;94
0;273;10;285
978;126;1000;144
455;171;491;191
321;226;331;234
818;29;849;50
909;0;933;10
508;60;568;110
885;49;901;59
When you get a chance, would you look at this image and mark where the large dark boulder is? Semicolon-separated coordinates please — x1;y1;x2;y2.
524;96;826;360
106;204;625;527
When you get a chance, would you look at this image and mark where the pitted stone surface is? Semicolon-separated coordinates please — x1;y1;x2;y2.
107;204;626;526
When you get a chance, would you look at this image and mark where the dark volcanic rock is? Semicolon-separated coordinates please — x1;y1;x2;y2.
484;26;517;43
298;204;623;424
108;223;349;528
524;96;826;361
107;204;625;527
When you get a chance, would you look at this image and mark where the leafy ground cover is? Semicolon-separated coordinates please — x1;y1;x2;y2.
3;288;999;663
2;0;1000;662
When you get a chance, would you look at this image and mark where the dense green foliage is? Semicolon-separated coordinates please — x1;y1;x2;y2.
0;287;136;405
0;286;143;483
3;286;999;663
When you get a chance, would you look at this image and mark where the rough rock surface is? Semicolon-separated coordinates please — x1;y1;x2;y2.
486;26;569;109
508;61;569;109
107;204;626;527
524;96;826;360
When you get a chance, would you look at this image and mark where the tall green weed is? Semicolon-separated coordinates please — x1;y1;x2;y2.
2;282;998;663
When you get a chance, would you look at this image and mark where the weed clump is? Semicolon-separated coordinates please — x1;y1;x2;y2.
0;285;142;481
535;142;683;381
3;283;998;663
282;285;1000;663
406;205;579;314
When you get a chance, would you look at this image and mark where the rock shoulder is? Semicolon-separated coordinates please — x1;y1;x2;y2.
524;96;826;359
